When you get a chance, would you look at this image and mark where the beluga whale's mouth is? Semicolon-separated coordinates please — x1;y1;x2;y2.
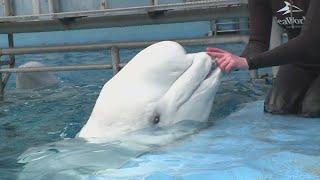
78;41;222;142
205;72;212;80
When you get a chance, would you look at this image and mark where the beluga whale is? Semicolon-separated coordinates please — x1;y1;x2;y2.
16;61;59;89
79;41;222;142
17;41;222;179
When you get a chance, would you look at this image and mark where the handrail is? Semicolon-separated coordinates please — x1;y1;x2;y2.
0;64;126;73
0;35;249;56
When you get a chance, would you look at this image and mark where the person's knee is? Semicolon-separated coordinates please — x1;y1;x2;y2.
301;96;320;118
264;101;298;114
264;96;299;114
264;88;299;115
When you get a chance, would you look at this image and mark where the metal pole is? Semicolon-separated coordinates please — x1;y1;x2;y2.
111;47;121;75
0;35;249;56
210;19;218;36
150;0;158;6
250;70;258;79
32;0;41;14
0;34;16;95
0;64;125;73
100;0;109;9
48;0;58;13
3;0;12;16
3;33;16;76
1;0;15;98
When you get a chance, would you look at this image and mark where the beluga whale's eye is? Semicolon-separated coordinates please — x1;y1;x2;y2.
153;115;160;124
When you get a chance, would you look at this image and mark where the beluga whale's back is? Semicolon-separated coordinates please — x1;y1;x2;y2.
79;41;222;142
16;61;59;89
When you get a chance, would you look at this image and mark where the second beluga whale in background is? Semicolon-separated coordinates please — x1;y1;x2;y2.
79;41;222;142
16;61;59;89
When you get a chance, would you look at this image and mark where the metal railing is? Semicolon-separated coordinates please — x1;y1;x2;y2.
0;34;250;97
0;35;249;73
0;0;252;97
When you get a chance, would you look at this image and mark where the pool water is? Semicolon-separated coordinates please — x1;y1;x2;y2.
0;43;281;179
98;101;320;179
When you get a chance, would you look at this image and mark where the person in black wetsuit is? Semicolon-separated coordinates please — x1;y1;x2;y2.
207;0;320;117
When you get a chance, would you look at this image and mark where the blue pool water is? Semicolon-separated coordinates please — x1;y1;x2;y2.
2;42;317;180
97;101;320;179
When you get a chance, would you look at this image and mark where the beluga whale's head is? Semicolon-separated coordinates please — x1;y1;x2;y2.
78;41;221;141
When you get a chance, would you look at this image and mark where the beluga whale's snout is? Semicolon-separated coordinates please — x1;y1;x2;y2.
78;41;222;142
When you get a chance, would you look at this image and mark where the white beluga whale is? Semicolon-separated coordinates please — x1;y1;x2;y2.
17;41;222;179
79;41;222;141
16;61;59;89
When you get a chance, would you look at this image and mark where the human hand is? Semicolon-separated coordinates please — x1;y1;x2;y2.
206;47;249;73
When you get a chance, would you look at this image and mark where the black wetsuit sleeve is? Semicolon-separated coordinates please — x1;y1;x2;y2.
241;0;273;66
244;0;320;70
